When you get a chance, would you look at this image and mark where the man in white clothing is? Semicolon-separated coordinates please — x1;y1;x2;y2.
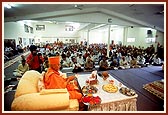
77;54;84;66
119;56;130;69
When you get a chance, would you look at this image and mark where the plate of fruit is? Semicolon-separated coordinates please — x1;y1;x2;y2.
82;94;101;106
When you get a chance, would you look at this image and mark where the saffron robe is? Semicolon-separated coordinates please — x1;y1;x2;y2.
44;68;82;99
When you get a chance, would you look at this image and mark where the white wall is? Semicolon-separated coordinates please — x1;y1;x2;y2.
4;22;34;47
156;30;164;46
110;28;124;45
33;22;80;44
77;31;87;43
4;21;81;47
124;27;159;48
78;27;124;45
89;31;104;44
77;26;164;51
4;21;164;50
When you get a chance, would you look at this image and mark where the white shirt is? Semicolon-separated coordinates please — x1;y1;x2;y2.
77;56;84;65
137;55;146;64
153;57;161;64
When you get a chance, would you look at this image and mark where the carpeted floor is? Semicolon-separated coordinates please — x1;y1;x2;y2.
3;61;165;111
108;67;164;111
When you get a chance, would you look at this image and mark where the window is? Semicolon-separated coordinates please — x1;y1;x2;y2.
36;25;45;31
146;37;156;43
65;25;74;31
30;27;33;33
24;24;29;33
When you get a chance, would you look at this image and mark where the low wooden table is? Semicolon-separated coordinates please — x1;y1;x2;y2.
77;74;138;111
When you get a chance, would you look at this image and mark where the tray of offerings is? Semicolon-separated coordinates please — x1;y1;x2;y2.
119;87;136;96
82;85;98;94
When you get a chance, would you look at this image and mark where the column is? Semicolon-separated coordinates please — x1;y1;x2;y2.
107;25;111;57
123;27;128;46
87;30;90;48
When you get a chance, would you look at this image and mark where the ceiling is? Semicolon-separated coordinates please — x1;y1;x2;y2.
3;3;165;32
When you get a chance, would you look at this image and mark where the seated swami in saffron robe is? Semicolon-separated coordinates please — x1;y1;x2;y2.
44;56;82;100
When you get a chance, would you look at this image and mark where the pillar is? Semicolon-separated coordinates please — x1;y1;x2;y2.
107;25;111;57
87;30;90;48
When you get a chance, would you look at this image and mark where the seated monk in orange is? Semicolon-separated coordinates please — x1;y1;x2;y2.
43;56;82;100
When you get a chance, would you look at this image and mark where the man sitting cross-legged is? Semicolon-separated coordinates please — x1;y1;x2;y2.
43;56;82;100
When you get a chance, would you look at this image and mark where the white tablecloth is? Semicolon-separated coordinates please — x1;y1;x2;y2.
77;74;138;111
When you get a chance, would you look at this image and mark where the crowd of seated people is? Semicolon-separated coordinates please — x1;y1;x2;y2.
52;43;162;72
13;42;164;77
4;44;29;62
